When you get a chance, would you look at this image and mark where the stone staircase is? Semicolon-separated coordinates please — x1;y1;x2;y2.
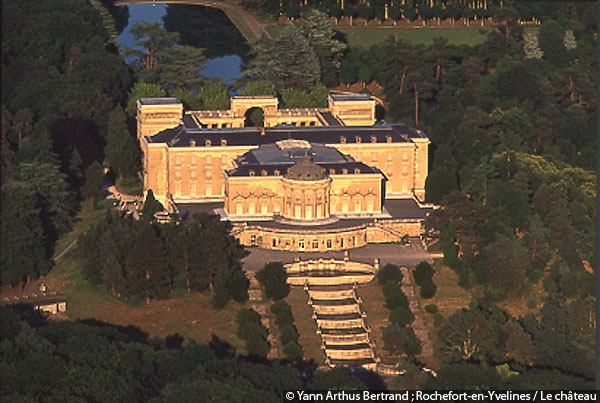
306;284;378;369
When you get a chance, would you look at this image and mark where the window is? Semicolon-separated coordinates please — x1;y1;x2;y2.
326;239;332;249
175;170;181;179
371;152;378;162
206;155;212;165
205;139;211;146
236;202;243;215
191;156;197;165
205;169;212;179
355;136;362;144
312;239;319;249
190;184;196;196
272;238;278;247
387;164;393;176
402;165;408;175
402;151;408;161
221;139;227;146
340;136;346;144
387;151;393;161
190;170;197;179
175;156;182;166
250;235;256;244
205;186;212;196
298;239;305;250
370;136;377;143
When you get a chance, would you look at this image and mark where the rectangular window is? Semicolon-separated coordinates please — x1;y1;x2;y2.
206;155;212;165
387;151;393;161
175;170;181;179
175;156;182;166
402;165;408;175
312;239;319;249
371;152;378;162
205;169;212;179
261;203;268;215
402;151;408;161
205;185;212;196
236;202;243;216
190;170;197;179
190;184;196;197
326;239;332;249
221;154;227;165
272;238;278;247
191;156;197;165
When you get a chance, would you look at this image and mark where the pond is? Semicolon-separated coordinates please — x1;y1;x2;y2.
117;3;247;85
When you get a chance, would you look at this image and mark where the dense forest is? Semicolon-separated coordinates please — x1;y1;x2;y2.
1;0;596;394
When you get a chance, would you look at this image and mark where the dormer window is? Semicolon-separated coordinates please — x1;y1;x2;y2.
355;136;362;144
249;170;255;177
261;170;268;176
342;168;348;174
221;139;227;146
354;168;361;174
205;139;211;146
386;135;392;143
190;140;196;147
274;169;281;176
370;136;377;143
330;169;336;175
340;136;346;144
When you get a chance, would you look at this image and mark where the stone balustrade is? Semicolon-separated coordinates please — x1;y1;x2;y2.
321;332;371;345
316;318;366;329
307;289;357;300
312;304;361;315
326;348;375;360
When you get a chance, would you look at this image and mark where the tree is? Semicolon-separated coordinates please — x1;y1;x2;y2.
82;161;105;211
142;189;162;219
227;270;249;303
425;167;458;203
438;309;501;363
413;261;434;286
0;183;51;285
377;264;403;285
105;105;139;179
538;19;567;66
126;82;166;117
389;306;415;326
255;262;290;300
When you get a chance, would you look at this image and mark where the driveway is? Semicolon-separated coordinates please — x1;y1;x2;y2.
241;238;432;271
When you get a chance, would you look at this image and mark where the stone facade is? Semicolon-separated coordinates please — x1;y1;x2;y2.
138;93;432;251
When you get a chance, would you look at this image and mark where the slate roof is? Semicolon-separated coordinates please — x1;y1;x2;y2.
146;121;427;148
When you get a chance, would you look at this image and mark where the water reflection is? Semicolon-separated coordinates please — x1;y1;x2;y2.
117;3;243;84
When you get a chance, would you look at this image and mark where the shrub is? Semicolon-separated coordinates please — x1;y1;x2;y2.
271;300;293;325
279;323;299;345
383;281;409;309
389;306;415;326
425;304;439;314
420;280;437;299
245;332;270;358
227;270;249;303
414;261;434;286
283;341;303;361
377;264;403;285
255;262;290;300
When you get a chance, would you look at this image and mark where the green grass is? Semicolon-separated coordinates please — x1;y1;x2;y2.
286;287;325;365
336;25;490;48
358;282;395;363
224;9;259;43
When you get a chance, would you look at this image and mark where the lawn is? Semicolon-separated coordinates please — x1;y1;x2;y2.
265;21;490;48
44;203;246;351
286;287;325;365
357;282;393;363
336;25;490;48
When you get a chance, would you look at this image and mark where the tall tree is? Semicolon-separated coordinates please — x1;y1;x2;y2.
105;105;139;179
